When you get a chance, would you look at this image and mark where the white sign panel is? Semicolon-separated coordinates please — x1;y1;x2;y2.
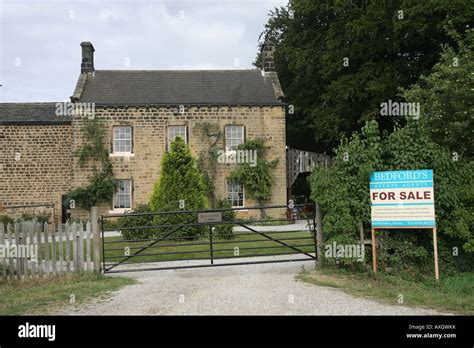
370;169;436;227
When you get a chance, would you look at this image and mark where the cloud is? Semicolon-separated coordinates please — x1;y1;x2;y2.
0;0;288;102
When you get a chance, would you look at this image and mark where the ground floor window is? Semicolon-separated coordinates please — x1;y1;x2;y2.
227;182;244;207
113;179;132;209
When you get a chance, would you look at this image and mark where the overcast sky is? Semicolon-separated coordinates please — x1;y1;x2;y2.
0;0;287;102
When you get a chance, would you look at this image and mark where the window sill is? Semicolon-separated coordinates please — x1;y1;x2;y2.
110;153;135;158
109;208;131;214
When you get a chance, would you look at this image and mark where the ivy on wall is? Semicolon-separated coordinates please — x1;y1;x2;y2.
228;138;279;205
194;122;222;207
68;118;117;210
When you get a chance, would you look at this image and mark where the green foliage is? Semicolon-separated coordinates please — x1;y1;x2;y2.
0;213;50;225
228;139;279;204
0;215;14;225
212;199;235;240
19;213;50;224
258;0;473;151
194;122;222;207
68;118;117;209
402;28;474;157
73;118;108;166
117;204;155;241
309;120;474;273
149;137;207;240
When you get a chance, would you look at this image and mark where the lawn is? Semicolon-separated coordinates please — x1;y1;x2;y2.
297;267;474;315
103;230;316;266
0;273;135;315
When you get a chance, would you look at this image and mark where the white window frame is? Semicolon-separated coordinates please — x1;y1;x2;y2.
226;181;245;208
112;126;133;156
167;125;187;150
112;179;132;212
225;125;244;152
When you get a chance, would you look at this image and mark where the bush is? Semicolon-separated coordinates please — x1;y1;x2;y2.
117;204;155;241
212;199;235;240
19;212;50;224
309;120;474;274
149;137;207;240
0;215;14;226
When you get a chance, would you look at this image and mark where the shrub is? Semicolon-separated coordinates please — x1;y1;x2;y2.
309;120;474;273
117;204;155;241
0;215;14;226
149;137;207;240
212;199;235;240
19;212;50;224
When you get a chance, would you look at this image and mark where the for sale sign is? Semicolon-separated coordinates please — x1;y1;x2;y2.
370;169;436;227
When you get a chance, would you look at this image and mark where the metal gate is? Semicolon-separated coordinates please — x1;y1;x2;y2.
101;204;316;273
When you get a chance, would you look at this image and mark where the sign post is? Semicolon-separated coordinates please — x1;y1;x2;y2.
369;169;439;280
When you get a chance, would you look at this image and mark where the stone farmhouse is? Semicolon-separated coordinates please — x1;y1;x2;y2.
0;41;288;222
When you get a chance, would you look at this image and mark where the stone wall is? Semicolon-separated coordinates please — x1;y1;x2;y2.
0;124;72;222
70;105;287;219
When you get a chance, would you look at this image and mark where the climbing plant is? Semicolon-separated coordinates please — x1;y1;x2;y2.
68;118;117;210
228;138;279;205
194;122;222;207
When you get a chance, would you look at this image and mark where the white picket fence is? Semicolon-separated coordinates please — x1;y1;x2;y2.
0;220;99;281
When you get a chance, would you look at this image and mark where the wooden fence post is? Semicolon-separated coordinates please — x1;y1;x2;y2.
86;222;91;272
51;222;57;276
36;222;43;278
0;223;5;282
78;222;84;272
65;222;70;273
315;202;324;267
58;222;64;276
22;223;28;281
91;206;102;272
72;222;77;273
44;222;50;277
15;223;21;280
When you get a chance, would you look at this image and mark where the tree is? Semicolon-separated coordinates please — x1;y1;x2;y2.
149;137;207;240
257;0;473;152
402;28;474;157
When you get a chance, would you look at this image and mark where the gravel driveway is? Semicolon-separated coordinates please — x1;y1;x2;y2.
58;256;448;315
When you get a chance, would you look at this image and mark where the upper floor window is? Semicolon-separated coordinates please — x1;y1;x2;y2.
113;179;132;209
225;125;244;151
168;125;187;150
113;126;132;154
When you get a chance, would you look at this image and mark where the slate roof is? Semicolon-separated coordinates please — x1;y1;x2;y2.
75;70;284;106
0;103;71;125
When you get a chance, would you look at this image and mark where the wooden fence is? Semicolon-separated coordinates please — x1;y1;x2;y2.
0;219;100;282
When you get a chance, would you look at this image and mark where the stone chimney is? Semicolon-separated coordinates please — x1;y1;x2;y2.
260;38;284;99
80;42;95;73
261;39;275;72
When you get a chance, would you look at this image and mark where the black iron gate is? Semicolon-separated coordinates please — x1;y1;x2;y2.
101;204;316;273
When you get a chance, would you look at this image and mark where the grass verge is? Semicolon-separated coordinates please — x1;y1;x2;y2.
0;273;135;315
297;267;474;315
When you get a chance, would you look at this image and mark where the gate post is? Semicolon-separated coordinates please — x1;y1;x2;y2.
91;206;101;272
315;202;324;267
209;225;214;265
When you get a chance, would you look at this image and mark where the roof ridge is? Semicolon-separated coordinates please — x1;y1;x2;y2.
0;102;60;106
95;69;261;73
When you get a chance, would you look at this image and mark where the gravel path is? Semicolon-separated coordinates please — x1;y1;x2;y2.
57;256;448;315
